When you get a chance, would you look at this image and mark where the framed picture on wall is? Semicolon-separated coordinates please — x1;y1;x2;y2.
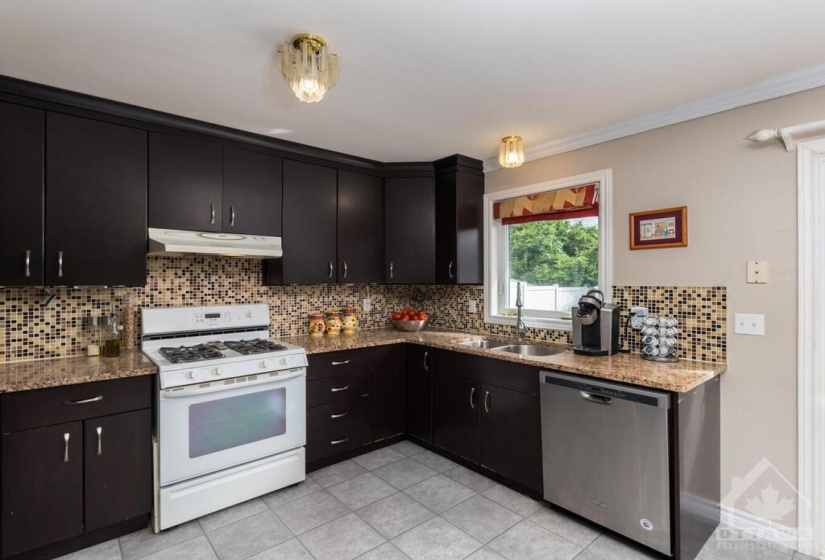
629;206;688;250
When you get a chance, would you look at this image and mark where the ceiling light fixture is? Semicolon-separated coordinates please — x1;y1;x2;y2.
278;33;340;103
499;136;525;168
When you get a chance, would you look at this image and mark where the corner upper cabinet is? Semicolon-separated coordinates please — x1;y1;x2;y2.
46;113;147;286
435;155;485;284
222;147;283;236
267;160;337;284
338;171;383;284
0;102;44;287
384;176;436;284
149;132;223;232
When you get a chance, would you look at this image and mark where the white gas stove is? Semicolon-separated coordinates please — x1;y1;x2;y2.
142;304;307;531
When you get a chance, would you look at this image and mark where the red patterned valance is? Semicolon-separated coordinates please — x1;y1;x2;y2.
493;183;599;225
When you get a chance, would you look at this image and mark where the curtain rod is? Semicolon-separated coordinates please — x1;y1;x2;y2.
747;119;825;151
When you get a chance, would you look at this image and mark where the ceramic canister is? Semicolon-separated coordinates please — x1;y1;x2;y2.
325;311;342;336
309;312;326;337
341;307;358;335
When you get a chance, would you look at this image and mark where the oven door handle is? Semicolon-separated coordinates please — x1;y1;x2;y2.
160;370;305;398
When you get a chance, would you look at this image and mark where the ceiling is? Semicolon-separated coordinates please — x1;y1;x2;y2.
2;1;825;163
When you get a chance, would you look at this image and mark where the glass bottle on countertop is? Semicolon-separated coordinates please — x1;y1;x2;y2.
103;312;122;357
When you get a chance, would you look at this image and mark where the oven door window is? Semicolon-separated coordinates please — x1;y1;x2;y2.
188;387;286;458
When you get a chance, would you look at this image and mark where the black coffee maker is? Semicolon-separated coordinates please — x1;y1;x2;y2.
572;289;621;356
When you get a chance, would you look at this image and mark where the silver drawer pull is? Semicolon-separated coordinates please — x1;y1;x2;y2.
230;206;236;227
63;432;70;463
389;261;394;279
423;351;429;372
331;437;349;445
448;260;454;279
64;395;103;406
210;203;216;225
328;260;334;279
331;360;351;366
580;392;613;405
342;260;348;279
96;426;103;455
330;385;351;392
58;251;64;278
484;391;491;413
25;250;31;278
469;387;476;410
330;411;349;419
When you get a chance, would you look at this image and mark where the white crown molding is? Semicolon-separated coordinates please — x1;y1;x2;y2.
484;63;825;172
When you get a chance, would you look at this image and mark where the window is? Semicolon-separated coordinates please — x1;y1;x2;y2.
484;169;612;330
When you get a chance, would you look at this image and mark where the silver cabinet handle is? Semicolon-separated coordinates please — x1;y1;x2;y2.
328;260;334;279
580;392;613;405
63;432;70;463
230;206;235;227
210;203;216;225
469;387;476;409
58;251;64;279
389;261;394;279
448;260;454;279
342;260;348;279
64;395;103;406
96;426;102;455
330;385;351;392
331;360;351;366
331;437;349;445
483;391;491;413
423;351;429;372
25;250;31;278
330;411;349;419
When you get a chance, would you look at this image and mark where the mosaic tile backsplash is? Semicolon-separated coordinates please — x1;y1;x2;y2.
0;257;726;363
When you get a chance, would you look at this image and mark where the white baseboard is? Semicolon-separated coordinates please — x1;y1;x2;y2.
720;505;799;552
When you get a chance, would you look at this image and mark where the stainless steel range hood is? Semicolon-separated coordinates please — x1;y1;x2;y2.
148;228;282;258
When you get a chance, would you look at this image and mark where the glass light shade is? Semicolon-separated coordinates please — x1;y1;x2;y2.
278;34;340;103
498;136;525;168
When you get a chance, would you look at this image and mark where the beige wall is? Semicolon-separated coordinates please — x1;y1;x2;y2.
486;87;825;527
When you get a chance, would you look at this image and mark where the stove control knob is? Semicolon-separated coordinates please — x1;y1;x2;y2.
259;361;270;370
186;371;197;380
213;368;223;377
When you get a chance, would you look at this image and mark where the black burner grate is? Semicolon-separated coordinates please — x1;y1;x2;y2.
224;339;288;355
159;344;225;364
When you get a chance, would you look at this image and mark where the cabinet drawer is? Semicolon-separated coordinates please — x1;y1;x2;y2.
307;420;373;463
1;376;153;433
307;348;373;381
307;396;373;436
306;371;372;408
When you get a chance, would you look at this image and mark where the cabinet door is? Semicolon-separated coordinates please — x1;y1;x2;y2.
433;373;480;463
46;113;147;286
223;147;282;236
405;345;433;443
149;131;223;232
278;160;338;284
84;409;152;531
481;384;543;493
0;102;44;287
1;422;83;557
384;177;435;284
338;171;383;283
436;171;484;284
374;344;405;441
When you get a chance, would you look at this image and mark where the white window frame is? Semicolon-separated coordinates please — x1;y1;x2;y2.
483;168;613;331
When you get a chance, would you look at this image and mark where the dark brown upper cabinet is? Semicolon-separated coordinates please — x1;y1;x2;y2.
46;113;147;287
435;155;485;285
338;171;383;284
0;102;44;287
267;160;338;284
384;177;436;284
149;131;223;232
222;147;283;237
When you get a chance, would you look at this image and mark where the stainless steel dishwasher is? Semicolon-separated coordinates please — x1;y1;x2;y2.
540;371;672;556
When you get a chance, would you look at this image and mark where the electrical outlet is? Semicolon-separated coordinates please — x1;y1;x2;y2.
630;306;648;330
362;298;371;312
734;313;765;336
468;300;477;313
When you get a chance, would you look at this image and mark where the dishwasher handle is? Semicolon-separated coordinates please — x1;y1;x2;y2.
540;370;670;409
580;391;613;405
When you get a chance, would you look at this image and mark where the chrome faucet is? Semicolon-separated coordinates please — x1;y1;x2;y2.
515;281;526;342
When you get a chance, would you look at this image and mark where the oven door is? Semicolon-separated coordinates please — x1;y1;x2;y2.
158;368;306;486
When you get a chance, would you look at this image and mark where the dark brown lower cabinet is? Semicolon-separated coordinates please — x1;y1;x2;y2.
373;345;405;441
433;374;480;463
1;423;84;557
84;409;152;532
405;345;433;443
480;384;543;493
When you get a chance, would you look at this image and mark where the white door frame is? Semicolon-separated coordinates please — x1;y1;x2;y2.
797;137;825;558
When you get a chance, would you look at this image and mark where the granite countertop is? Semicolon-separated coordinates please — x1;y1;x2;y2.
0;349;158;394
282;328;726;393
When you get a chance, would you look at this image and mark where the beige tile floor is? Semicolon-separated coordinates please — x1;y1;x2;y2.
58;441;806;560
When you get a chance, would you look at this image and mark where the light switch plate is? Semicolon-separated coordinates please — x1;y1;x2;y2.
747;261;769;284
362;298;371;312
734;313;765;335
468;300;477;313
